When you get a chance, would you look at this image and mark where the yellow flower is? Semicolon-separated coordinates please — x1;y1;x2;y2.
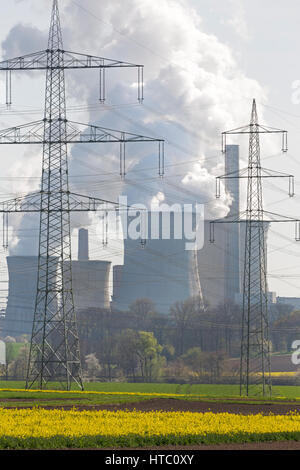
0;408;300;439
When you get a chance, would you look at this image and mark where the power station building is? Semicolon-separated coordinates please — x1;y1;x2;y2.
112;211;203;313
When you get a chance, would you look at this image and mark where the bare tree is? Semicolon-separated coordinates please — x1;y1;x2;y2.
170;298;197;355
129;298;156;329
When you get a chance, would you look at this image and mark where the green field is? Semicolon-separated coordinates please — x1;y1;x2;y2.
0;381;299;407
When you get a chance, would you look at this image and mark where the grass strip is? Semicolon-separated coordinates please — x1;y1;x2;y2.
0;388;298;403
0;388;207;398
0;432;300;449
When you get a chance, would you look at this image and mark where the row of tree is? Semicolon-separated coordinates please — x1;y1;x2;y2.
0;297;295;382
75;296;294;382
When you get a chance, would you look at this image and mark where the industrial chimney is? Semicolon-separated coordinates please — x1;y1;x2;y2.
197;145;240;307
78;228;89;260
224;145;240;301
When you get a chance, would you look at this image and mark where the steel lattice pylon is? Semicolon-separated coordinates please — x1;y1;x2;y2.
210;99;299;397
0;0;164;390
28;1;81;390
240;100;270;397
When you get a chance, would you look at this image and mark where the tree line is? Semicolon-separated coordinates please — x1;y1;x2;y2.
76;297;293;383
0;297;295;383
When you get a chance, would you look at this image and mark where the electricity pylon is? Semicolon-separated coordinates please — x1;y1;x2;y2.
0;0;164;390
210;99;299;396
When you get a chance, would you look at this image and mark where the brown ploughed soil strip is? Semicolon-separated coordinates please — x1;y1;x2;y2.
3;397;300;415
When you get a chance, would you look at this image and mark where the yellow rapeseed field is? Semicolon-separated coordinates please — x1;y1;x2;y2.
0;408;300;438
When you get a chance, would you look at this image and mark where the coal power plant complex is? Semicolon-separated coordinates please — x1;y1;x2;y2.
3;145;262;334
2;143;279;350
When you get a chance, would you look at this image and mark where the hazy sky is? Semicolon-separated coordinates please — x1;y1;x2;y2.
0;0;300;300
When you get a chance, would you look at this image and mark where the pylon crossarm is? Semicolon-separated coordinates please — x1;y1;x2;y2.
0;120;165;178
222;125;287;153
210;210;300;243
216;168;247;197
66;120;164;144
62;50;143;69
209;212;247;243
218;167;292;179
210;211;246;225
216;167;294;198
0;51;48;70
67;191;129;212
211;212;300;224
0;49;144;105
0;50;142;70
0;119;163;144
262;209;300;223
222;124;287;135
0;191;41;212
0;120;45;144
0;191;128;213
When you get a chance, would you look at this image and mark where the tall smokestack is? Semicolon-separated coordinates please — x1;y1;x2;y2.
224;145;240;301
78;228;89;260
225;145;240;216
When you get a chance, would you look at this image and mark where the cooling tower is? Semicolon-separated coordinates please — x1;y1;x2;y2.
112;211;202;314
3;256;59;337
112;265;123;302
70;260;111;310
4;252;111;337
